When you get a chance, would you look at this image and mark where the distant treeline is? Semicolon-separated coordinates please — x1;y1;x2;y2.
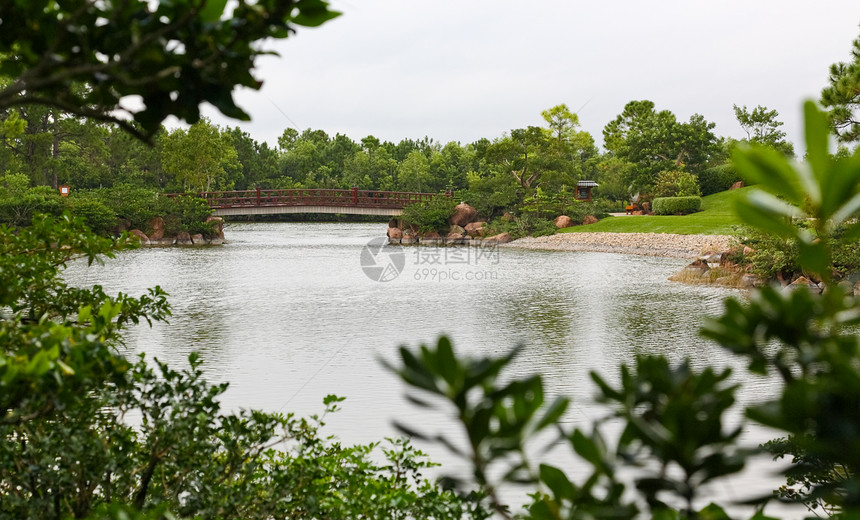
0;101;794;220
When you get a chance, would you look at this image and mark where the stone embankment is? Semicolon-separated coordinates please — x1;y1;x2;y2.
506;232;732;259
126;216;226;246
388;202;513;245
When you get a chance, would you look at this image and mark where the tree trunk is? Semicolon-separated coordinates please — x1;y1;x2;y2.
51;127;59;189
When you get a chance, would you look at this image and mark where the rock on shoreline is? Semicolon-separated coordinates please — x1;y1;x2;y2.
505;232;733;259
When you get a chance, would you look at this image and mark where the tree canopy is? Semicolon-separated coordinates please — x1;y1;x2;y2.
733;104;794;156
602;100;718;194
821;28;860;143
0;1;340;141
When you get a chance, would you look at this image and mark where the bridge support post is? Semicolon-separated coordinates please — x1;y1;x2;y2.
351;186;358;205
256;187;261;206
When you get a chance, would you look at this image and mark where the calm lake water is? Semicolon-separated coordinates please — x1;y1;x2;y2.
65;222;793;515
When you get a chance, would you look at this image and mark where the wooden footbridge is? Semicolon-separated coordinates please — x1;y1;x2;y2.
164;188;447;217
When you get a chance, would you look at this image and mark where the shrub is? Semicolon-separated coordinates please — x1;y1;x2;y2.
698;164;741;195
99;185;162;229
653;170;701;198
158;194;214;236
487;214;556;239
0;187;65;227
66;198;118;235
652;196;702;215
400;195;456;234
734;227;800;280
564;200;611;224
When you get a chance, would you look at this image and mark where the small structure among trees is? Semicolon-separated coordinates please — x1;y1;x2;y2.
575;180;599;201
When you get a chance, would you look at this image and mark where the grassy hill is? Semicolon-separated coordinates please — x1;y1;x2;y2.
561;187;753;236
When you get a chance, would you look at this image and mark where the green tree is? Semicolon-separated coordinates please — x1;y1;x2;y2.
733;104;794;155
821;28;860;143
541;103;581;145
228;127;279;189
397;149;432;192
488;126;550;192
161;119;240;192
55;119;112;189
603;100;717;194
277;127;300;153
652;170;702;198
106;126;168;188
0;1;340;141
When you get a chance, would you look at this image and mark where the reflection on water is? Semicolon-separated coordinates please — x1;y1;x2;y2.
65;222;791;514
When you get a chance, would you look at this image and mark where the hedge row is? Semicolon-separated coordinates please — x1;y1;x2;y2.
652;196;702;215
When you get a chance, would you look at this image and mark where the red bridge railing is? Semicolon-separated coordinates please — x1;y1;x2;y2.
162;188;449;210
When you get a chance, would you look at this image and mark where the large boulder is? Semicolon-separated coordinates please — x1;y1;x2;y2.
148;216;165;239
788;276;821;293
730;181;745;190
206;216;225;239
448;224;466;236
387;227;403;240
484;232;512;244
449;203;478;227
175;231;193;245
554;215;573;228
682;259;710;276
582;215;599;225
465;221;487;237
128;229;150;246
741;273;762;288
112;219;131;235
191;233;205;245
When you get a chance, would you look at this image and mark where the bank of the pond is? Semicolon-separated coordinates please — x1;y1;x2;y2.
505;232;733;259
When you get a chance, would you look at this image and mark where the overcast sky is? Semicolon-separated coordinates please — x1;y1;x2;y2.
197;0;860;151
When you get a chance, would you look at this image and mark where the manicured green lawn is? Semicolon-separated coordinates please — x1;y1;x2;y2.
561;187;754;236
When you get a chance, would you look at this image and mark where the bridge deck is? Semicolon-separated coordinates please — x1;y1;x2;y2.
164;188;446;216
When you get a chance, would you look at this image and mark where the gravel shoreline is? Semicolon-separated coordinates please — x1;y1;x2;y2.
504;232;733;259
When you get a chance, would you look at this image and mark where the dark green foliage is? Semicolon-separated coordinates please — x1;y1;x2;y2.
591;357;744;515
0;1;341;141
698;164;741;195
652;196;702;215
461;178;521;220
158;194;214;237
603;100;718;194
563;200;612;224
0;182;65;226
737;223;860;281
0;213;168;422
486;214;557;239
734;227;800;280
0;215;485;520
653;170;702;198
60;186;214;237
391;338;746;519
821;29;860;143
66;197;118;235
763;436;847;516
400;195;457;234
